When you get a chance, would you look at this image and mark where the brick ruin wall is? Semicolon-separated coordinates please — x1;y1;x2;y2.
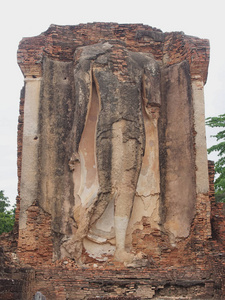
1;160;225;299
17;23;209;83
0;23;225;299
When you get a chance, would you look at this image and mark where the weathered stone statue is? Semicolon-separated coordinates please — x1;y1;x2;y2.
2;22;222;299
61;42;161;263
17;23;210;268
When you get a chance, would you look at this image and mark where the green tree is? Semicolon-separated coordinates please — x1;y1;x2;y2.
0;190;15;235
206;113;225;202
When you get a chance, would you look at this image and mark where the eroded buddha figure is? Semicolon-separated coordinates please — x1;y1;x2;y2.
62;42;161;263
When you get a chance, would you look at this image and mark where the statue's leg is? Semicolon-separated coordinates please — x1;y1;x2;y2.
111;120;142;262
89;130;114;225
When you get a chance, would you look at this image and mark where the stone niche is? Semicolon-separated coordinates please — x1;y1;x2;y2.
17;23;210;266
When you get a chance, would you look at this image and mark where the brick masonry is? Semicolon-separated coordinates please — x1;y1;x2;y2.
2;161;220;299
17;23;209;82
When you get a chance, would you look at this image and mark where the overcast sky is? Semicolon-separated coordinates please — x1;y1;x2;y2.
0;0;224;205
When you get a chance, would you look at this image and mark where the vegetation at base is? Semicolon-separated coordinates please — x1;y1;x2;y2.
0;190;15;235
206;114;225;202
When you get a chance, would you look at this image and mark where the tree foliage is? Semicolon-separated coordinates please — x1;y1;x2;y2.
0;190;15;235
206;114;225;202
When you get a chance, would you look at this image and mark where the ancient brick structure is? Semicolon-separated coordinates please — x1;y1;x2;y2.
1;23;225;299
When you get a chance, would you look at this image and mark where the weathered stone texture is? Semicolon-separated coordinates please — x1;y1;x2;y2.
160;60;196;241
